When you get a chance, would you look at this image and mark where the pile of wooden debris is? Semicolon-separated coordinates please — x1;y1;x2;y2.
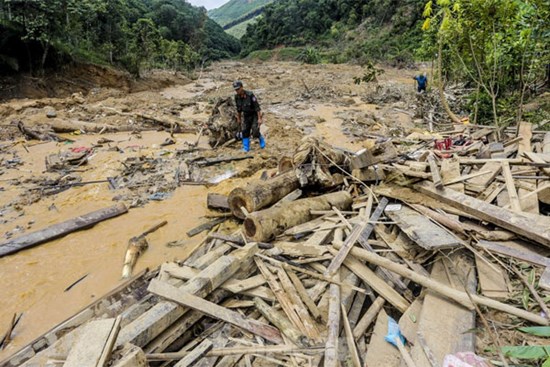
3;121;550;367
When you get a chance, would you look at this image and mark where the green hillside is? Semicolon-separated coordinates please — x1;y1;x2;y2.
208;0;273;27
0;0;240;76
226;18;258;39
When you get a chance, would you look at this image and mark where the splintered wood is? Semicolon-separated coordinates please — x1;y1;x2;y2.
7;132;550;367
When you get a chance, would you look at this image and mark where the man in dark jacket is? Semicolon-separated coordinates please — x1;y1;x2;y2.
233;80;265;152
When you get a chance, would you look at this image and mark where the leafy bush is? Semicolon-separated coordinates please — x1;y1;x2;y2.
298;47;321;64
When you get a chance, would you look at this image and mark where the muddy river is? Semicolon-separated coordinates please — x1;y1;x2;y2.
0;60;420;359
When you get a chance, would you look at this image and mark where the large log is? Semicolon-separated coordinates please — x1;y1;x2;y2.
228;171;300;219
243;191;352;242
0;203;128;257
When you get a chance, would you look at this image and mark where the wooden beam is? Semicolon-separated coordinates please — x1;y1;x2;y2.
384;205;463;250
64;318;119;367
334;242;549;325
324;271;341;367
501;161;522;212
174;340;213;367
117;243;258;347
253;297;309;347
415;181;550;248
0;203;128;257
148;279;283;344
410;254;475;366
353;297;385;340
329;248;409;313
428;154;443;189
161;263;274;301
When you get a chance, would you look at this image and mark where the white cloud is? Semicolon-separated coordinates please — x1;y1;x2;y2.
187;0;231;10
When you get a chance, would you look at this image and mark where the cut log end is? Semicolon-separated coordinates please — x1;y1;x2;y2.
228;189;250;219
243;217;260;240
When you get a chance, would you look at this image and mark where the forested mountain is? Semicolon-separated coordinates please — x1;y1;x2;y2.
208;0;274;39
0;0;240;76
240;0;426;64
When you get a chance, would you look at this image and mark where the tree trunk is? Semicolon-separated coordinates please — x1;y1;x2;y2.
244;191;352;242
438;40;461;124
228;171;300;219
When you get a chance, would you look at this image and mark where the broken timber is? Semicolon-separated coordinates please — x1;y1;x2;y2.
384;204;463;250
415;181;550;248
0;203;128;257
148;279;283;344
116;243;258;347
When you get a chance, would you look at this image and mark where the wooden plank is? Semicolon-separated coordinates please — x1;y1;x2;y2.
161;263;274;301
517;121;533;155
255;258;308;335
64;318;118;367
427;154;443;188
186;217;226;237
475;256;509;300
384;205;463;250
398;299;423;343
475;240;550;267
501;161;522;212
326;198;388;277
415;182;550;248
440;156;464;192
286;269;322;322
363;309;401;367
276;267;322;341
0;203;128;257
330;248;410;313
253;297;309;347
353;297;385;340
341;304;362;367
174;339;213;367
148;279;283;344
410;255;475;366
270;241;328;257
324;272;341;367
117;244;258;347
303;229;333;247
464;162;501;193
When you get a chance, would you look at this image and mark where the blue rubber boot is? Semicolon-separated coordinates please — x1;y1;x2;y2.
259;135;266;149
242;137;250;152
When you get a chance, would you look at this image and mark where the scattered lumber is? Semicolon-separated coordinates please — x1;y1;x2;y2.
0;203;128;258
7;130;550;367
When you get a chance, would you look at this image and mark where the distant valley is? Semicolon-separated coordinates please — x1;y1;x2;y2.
208;0;274;38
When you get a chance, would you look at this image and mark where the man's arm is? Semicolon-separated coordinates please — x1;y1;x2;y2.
257;110;263;126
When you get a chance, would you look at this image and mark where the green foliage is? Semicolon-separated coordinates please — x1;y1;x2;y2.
239;0;425;64
353;61;385;84
422;0;550;125
519;327;550;337
501;345;550;360
0;0;239;75
297;47;321;64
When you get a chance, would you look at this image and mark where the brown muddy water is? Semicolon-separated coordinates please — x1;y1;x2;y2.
0;131;212;358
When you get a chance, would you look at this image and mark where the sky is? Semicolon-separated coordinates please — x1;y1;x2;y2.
187;0;230;10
